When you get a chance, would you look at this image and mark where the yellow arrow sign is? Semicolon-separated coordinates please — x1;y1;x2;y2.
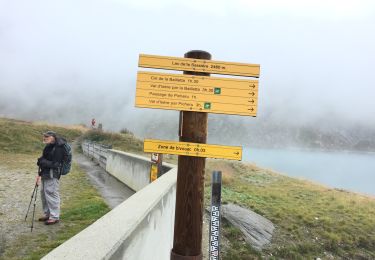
136;72;258;116
136;89;257;104
137;71;258;97
135;97;257;116
144;139;242;160
139;54;260;78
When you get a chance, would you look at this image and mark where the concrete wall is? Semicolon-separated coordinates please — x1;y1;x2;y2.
42;168;177;260
43;146;177;260
105;150;151;192
83;145;174;192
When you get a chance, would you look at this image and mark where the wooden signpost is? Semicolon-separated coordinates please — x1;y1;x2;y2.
135;50;260;260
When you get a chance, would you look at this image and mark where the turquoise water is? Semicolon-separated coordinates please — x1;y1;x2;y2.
242;147;375;196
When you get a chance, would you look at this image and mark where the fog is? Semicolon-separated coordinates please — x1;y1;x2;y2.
1;0;375;142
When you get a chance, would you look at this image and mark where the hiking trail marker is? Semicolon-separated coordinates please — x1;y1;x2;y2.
139;54;260;77
135;51;260;260
136;71;258;116
144;139;242;161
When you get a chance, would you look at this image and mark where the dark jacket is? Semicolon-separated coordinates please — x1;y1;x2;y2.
37;138;66;179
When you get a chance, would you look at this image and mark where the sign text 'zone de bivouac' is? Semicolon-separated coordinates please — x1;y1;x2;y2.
136;71;258;116
139;54;260;78
144;139;242;161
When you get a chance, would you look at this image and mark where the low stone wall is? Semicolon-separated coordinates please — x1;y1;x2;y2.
42;147;177;260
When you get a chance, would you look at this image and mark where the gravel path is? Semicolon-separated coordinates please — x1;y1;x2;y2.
0;154;48;258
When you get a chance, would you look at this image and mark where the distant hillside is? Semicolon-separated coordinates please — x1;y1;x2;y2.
0;117;84;153
138;115;375;152
81;128;143;154
212;119;375;151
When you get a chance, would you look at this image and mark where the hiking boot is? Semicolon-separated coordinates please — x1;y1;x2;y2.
45;219;59;225
38;216;49;221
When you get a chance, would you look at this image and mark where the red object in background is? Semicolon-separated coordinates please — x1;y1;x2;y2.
91;118;96;127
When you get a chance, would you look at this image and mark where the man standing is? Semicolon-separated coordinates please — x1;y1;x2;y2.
36;131;65;225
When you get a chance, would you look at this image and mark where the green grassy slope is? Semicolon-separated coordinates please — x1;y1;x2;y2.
0;118;83;154
80;129;144;153
205;161;375;259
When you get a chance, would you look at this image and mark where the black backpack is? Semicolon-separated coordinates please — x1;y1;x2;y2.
59;139;72;175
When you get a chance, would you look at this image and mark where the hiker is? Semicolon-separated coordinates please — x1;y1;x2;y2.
36;131;66;225
91;118;96;129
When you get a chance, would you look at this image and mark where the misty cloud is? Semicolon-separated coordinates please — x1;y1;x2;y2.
1;0;375;140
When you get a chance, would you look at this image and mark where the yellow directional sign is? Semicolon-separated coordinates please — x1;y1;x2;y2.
136;71;258;116
137;71;258;96
136;96;257;116
139;54;260;78
144;139;242;160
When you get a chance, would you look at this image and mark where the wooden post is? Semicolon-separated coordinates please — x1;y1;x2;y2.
171;50;211;260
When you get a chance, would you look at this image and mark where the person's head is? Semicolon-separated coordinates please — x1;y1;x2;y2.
42;131;57;144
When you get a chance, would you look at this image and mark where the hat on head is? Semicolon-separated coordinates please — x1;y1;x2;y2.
43;131;57;137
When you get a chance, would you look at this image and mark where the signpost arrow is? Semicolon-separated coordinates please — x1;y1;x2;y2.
135;72;259;116
144;139;242;160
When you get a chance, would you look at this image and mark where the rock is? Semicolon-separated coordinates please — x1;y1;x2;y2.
221;203;275;251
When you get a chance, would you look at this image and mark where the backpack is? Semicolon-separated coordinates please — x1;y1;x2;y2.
60;140;72;175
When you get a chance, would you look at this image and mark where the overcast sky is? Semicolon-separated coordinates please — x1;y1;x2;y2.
1;0;375;132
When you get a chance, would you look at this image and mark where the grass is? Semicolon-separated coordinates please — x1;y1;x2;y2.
205;160;375;259
80;129;144;154
0;117;83;154
220;218;261;260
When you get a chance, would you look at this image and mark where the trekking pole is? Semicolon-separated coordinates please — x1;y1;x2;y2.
30;175;40;232
25;174;40;222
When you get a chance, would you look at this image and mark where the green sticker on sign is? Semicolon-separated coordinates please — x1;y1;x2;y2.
204;102;211;109
214;88;221;94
